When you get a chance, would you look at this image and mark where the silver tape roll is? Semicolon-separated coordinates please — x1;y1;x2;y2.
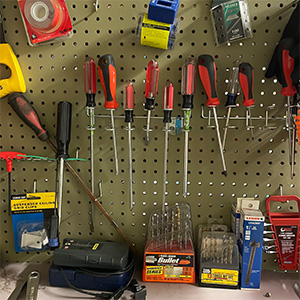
24;0;56;29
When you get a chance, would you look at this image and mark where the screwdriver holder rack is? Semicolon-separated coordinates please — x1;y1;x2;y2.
1;0;299;271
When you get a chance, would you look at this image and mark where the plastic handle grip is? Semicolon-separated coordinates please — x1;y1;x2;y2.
198;55;220;107
124;80;135;111
98;54;118;110
84;56;97;107
163;80;174;111
181;57;196;96
0;151;26;172
239;62;255;107
8;93;49;141
278;38;297;97
145;60;159;100
56;101;72;159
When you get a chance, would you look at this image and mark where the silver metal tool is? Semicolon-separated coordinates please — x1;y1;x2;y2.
162;80;174;212
123;80;135;210
84;56;97;232
245;240;260;285
181;57;197;197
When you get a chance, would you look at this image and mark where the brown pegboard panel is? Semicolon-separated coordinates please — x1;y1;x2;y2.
0;0;299;271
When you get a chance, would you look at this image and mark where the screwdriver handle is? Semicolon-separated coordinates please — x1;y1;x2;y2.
56;101;72;159
8;93;49;141
98;54;118;110
123;80;135;123
239;63;255;107
145;60;159;110
198;55;220;107
277;38;297;97
84;56;97;108
181;57;196;110
163;80;174;123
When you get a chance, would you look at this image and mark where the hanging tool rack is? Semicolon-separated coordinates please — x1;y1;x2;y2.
0;0;299;272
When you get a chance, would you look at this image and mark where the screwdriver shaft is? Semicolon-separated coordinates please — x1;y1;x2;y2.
183;129;189;198
88;107;95;232
57;157;64;224
110;110;119;175
212;107;227;176
162;123;169;212
128;122;133;210
247;107;254;140
222;107;232;150
145;110;151;145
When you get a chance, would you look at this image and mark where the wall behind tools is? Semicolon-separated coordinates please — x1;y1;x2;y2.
0;0;299;270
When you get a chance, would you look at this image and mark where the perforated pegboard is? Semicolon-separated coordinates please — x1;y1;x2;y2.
0;0;299;271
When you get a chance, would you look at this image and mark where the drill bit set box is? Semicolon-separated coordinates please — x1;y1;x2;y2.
198;225;239;289
142;203;196;284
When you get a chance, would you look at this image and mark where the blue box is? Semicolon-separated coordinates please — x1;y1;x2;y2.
239;206;264;290
148;0;180;24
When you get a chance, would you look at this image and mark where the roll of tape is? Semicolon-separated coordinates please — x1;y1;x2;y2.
24;0;63;32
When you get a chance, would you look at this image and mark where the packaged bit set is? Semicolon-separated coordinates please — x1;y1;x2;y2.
142;203;195;284
199;225;239;288
17;0;73;46
211;0;252;46
136;0;180;50
11;192;56;251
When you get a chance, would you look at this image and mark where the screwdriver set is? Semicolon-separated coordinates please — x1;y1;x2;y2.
143;203;195;283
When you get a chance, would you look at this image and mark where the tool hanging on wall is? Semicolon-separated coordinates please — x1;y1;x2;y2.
0;10;26;98
162;80;174;211
143;59;159;145
239;62;255;140
56;101;72;224
266;195;300;271
123;80;135;211
8;93;137;255
181;57;196;198
84;56;97;232
0;151;25;215
98;54;119;175
198;54;227;177
222;61;240;150
277;38;297;179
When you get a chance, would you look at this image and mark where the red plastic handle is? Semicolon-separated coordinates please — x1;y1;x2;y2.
0;151;26;172
266;195;300;217
239;62;255;107
145;60;159;100
198;55;220;107
98;54;118;110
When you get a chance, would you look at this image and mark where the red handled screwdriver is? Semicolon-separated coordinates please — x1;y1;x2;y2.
181;57;196;197
144;60;159;145
98;54;119;175
7;93;137;253
123;80;135;210
162;80;174;211
222;61;240;150
277;37;297;179
83;56;97;232
239;62;255;140
198;54;227;177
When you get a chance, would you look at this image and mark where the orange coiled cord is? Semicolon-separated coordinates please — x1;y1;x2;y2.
296;109;300;145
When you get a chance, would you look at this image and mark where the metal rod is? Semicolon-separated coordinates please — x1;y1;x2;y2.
57;157;64;224
110;110;119;175
222;107;232;150
88;107;95;232
247;108;254;140
162;123;169;212
183;129;189;198
145;110;151;145
128;123;134;210
212;107;227;176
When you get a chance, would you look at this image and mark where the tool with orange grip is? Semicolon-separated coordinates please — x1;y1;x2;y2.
198;54;227;177
98;54;119;175
239;62;255;140
0;10;26;98
0;151;26;215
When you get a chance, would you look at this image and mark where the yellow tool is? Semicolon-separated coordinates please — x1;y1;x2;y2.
0;11;26;98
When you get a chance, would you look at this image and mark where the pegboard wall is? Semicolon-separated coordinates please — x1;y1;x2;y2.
0;0;299;271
